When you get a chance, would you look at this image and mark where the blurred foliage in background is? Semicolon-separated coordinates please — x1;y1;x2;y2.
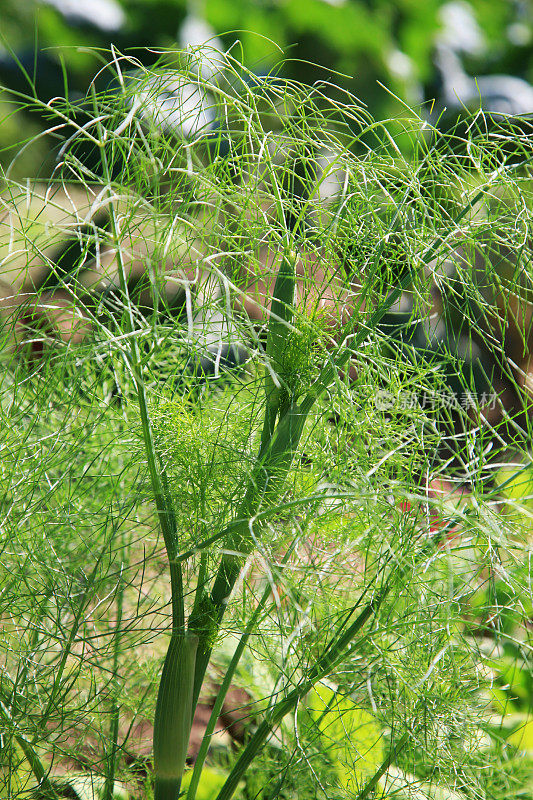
1;0;533;178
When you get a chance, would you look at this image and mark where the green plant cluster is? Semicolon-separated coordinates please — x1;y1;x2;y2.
0;47;532;800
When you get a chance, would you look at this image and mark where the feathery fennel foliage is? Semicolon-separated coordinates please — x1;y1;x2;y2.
0;47;532;800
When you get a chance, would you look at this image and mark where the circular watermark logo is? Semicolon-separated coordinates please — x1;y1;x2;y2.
374;389;395;411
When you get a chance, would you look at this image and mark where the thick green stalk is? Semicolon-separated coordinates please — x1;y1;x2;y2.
153;633;199;800
260;252;296;450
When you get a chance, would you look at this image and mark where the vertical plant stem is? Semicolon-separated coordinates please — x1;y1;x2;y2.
153;633;199;800
103;540;126;800
192;552;208;618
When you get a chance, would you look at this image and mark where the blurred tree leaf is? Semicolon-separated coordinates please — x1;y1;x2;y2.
305;681;383;795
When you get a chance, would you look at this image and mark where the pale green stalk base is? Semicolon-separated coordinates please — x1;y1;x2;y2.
154;634;198;800
154;776;183;800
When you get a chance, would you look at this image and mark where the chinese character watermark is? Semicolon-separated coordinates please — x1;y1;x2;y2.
373;389;498;412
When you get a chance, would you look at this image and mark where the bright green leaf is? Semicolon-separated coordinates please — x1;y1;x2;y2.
305;681;383;795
